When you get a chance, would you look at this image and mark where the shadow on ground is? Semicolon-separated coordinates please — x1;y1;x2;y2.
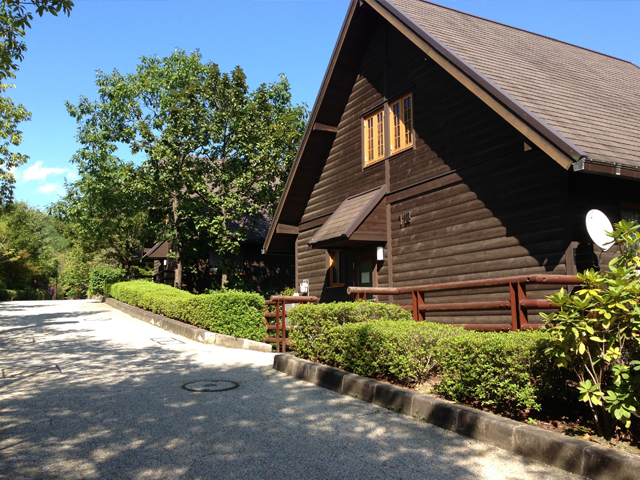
0;301;571;479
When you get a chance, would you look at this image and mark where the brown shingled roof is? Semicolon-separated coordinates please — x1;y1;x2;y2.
308;186;386;247
389;0;640;167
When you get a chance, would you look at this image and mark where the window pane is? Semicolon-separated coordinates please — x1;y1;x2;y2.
376;111;384;158
367;117;374;162
392;102;401;151
404;96;412;145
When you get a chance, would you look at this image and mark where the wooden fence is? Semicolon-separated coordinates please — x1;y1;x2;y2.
264;295;318;352
347;274;582;331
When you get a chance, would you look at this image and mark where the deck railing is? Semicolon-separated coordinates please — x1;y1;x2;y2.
347;274;582;331
264;295;318;352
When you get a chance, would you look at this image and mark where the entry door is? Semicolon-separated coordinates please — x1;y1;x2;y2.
354;252;376;287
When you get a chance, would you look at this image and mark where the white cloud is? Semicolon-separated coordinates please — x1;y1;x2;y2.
65;170;80;182
38;183;61;194
22;161;67;182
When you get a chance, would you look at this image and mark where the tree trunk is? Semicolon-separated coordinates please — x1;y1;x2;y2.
172;195;183;289
221;261;228;289
174;249;183;289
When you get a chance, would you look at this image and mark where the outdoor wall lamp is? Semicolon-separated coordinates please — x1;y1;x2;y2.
376;246;385;261
300;279;309;294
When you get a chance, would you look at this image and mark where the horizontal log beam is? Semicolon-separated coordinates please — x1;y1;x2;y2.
519;299;557;309
419;301;510;311
276;223;299;235
269;295;318;302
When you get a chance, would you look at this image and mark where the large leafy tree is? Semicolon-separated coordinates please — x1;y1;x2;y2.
64;50;306;288
0;0;73;204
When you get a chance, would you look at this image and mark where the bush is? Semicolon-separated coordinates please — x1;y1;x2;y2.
89;266;126;296
109;281;266;342
326;321;464;386
182;290;266;342
434;330;563;416
288;301;412;361
543;220;640;438
0;287;48;301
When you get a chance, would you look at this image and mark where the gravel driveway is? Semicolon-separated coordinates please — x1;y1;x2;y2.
0;300;582;479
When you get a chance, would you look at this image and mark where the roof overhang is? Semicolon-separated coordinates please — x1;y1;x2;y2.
308;186;387;248
264;0;593;254
573;157;640;181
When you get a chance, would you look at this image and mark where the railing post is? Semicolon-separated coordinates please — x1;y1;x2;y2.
275;300;282;353
412;289;425;321
517;282;528;329
509;282;518;331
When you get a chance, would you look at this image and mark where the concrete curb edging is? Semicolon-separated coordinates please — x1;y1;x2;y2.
99;297;272;353
273;354;640;480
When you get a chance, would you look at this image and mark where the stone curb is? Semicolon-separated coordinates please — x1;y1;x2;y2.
273;354;640;480
97;297;272;353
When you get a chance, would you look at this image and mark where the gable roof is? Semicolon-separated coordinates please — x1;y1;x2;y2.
264;0;640;253
308;186;386;247
388;0;640;168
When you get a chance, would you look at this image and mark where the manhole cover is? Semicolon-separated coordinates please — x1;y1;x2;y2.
182;380;239;392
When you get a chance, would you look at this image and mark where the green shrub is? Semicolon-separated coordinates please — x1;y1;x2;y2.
109;281;266;342
434;330;563;416
88;266;126;296
326;321;465;386
0;287;47;301
182;290;266;342
288;301;412;361
543;220;640;438
110;281;193;319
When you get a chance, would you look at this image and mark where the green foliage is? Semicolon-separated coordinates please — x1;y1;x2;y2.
181;290;266;342
325;321;465;387
0;84;30;204
0;1;73;203
0;0;74;80
0;286;47;301
542;220;640;438
434;330;562;416
0;201;66;288
288;301;412;361
64;49;307;288
88;266;125;296
109;281;266;342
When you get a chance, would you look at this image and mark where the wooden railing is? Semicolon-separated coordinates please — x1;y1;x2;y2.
347;274;582;331
264;295;318;352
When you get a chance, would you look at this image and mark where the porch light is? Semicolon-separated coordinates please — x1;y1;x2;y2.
300;279;309;294
376;246;385;261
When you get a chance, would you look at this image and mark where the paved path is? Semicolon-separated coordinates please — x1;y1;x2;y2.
0;300;582;479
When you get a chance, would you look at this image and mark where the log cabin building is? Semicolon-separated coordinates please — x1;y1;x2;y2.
263;0;640;325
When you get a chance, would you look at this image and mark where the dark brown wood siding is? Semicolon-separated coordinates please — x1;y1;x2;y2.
296;14;601;323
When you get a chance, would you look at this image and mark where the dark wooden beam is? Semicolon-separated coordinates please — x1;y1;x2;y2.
313;122;339;133
276;224;299;235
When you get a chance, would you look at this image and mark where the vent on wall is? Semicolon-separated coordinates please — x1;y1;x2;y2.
400;212;411;228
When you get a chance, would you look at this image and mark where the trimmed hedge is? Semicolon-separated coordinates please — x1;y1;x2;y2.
0;288;48;301
326;320;465;386
434;330;565;415
181;290;266;342
288;301;412;361
109;281;266;342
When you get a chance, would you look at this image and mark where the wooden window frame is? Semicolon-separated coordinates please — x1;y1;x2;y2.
328;249;345;287
362;92;414;168
363;108;385;167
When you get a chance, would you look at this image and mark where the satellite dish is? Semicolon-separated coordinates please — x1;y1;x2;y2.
586;209;614;251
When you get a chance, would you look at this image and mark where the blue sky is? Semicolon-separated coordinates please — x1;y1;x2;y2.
9;0;640;210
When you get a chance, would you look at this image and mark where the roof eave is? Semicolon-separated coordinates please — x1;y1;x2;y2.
371;0;585;167
263;0;361;254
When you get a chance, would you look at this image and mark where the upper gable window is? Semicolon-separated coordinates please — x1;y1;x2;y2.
390;93;413;154
364;109;385;166
363;92;413;167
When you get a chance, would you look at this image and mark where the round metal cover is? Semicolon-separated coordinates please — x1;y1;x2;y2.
182;380;239;392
